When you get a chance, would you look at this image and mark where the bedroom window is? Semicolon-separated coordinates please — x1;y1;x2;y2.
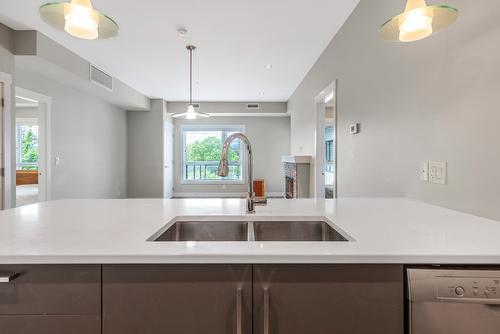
181;125;245;183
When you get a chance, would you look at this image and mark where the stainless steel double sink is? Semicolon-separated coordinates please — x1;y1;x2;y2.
151;219;350;242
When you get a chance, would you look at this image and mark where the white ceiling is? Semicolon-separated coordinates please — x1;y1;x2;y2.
0;0;359;101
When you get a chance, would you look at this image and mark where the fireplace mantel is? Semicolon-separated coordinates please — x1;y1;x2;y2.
281;155;312;164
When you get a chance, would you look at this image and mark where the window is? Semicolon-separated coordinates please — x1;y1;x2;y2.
16;122;39;171
182;125;245;183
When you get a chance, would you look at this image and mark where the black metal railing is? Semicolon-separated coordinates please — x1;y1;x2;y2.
184;161;242;181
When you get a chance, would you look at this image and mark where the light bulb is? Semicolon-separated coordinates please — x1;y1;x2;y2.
399;8;433;42
186;104;197;120
64;3;98;40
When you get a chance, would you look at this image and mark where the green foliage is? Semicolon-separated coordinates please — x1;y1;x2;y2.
21;128;39;165
186;136;240;162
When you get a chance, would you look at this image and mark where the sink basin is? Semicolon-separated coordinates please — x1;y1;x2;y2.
154;221;248;241
253;221;348;241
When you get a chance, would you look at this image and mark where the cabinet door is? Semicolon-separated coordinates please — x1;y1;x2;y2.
0;265;101;315
253;265;403;334
103;264;252;334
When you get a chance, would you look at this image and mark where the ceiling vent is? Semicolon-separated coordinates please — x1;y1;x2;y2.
90;64;113;91
246;103;260;110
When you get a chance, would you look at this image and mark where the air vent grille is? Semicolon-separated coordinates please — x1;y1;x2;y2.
246;103;260;110
90;64;113;91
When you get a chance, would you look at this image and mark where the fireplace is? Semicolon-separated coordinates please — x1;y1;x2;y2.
285;176;295;199
282;156;311;199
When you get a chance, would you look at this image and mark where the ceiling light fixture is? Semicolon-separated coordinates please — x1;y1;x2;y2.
265;64;273;69
379;0;458;42
39;0;119;40
172;45;209;120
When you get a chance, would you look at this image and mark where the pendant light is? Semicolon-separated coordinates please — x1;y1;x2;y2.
172;45;210;120
39;0;119;40
379;0;458;42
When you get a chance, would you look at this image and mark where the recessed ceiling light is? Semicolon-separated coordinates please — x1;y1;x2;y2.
265;64;272;69
177;27;188;36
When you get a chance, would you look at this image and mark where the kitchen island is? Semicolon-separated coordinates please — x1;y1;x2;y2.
0;197;499;264
0;198;499;334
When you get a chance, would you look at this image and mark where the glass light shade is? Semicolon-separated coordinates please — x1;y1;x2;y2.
40;1;119;40
379;1;458;42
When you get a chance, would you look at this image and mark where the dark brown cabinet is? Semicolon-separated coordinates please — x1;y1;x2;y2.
102;264;253;334
103;264;403;334
0;265;101;334
253;265;404;334
0;264;403;334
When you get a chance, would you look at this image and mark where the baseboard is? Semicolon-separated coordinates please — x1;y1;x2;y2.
173;192;284;199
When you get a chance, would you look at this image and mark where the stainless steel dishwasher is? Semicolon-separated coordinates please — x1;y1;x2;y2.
407;268;500;334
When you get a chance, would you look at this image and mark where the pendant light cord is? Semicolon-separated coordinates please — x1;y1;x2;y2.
189;46;193;105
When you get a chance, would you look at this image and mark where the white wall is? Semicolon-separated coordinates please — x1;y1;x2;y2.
172;114;290;196
15;69;127;199
127;99;166;198
288;0;500;220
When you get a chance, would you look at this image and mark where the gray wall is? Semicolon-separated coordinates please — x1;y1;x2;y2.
172;113;290;196
127;99;165;198
16;69;127;200
0;24;14;75
288;0;500;220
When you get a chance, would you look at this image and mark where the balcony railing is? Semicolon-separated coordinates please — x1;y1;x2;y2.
184;161;242;181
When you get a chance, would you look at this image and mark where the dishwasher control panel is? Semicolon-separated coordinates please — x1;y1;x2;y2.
408;269;500;304
437;276;500;300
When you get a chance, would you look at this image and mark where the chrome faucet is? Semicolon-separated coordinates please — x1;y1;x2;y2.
217;133;259;213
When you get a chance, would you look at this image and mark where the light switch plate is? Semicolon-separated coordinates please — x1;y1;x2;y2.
420;162;429;182
429;161;447;185
349;123;360;134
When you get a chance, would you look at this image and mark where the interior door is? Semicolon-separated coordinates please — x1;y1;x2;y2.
163;122;174;198
253;264;404;334
0;82;4;209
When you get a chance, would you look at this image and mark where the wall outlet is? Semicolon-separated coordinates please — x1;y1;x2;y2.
54;156;61;166
420;162;429;182
429;161;447;185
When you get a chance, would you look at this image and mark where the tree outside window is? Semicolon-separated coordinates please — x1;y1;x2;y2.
16;124;39;171
182;127;244;182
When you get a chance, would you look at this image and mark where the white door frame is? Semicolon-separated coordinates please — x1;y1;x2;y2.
15;86;52;203
314;80;337;198
0;72;13;209
163;121;174;199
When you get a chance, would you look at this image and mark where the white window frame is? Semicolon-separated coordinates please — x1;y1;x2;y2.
15;118;39;170
180;124;246;185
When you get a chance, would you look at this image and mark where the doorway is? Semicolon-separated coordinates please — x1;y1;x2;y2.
314;81;337;199
14;87;51;207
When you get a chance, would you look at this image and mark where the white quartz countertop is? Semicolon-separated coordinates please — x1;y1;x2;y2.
1;198;499;264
